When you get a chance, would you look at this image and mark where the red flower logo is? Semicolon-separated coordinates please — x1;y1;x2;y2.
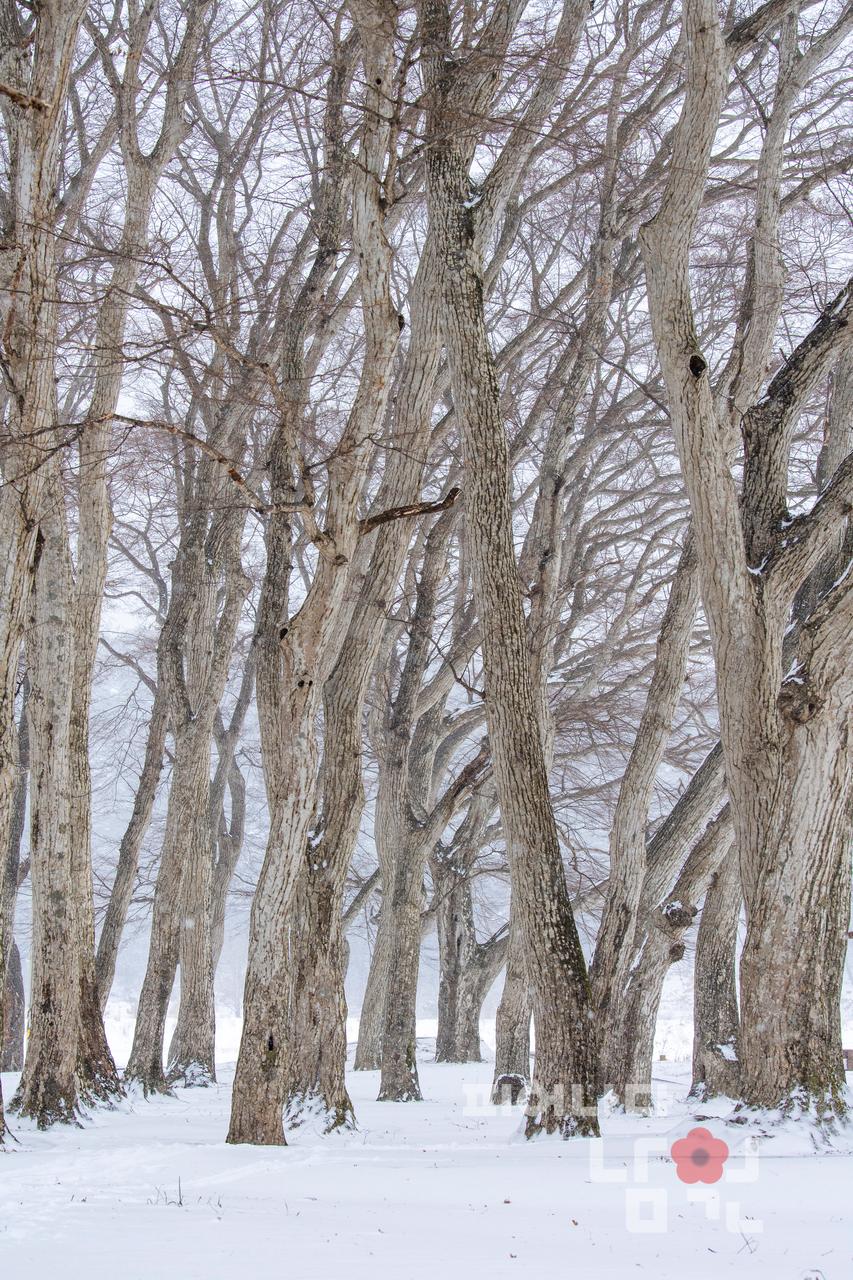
670;1127;729;1184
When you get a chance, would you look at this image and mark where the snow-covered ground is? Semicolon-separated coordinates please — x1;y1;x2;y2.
2;1016;850;1279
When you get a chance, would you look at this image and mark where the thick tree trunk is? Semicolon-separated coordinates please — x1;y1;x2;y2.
14;514;99;1124
0;0;95;1135
641;0;853;1123
423;13;600;1134
278;647;365;1129
691;853;741;1101
737;712;852;1117
281;867;354;1131
490;912;531;1104
228;11;399;1145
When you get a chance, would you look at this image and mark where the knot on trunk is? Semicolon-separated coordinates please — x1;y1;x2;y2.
778;675;824;724
663;901;696;929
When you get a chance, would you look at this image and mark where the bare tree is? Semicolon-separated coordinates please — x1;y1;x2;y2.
641;0;853;1121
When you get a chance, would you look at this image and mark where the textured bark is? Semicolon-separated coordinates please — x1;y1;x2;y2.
15;504;102;1124
281;866;355;1132
277;654;363;1130
1;676;28;1075
591;535;699;1089
1;941;24;1073
6;4;211;1124
691;853;741;1101
0;0;89;1136
434;877;505;1064
615;810;732;1111
490;913;532;1104
376;836;425;1101
641;0;853;1121
422;0;599;1136
125;714;214;1092
228;16;399;1144
433;791;505;1065
354;908;392;1071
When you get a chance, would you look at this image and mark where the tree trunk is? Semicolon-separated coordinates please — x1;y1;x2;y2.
590;535;698;1090
614;811;732;1112
435;871;480;1063
0;0;94;1134
124;731;204;1094
14;513;101;1124
228;12;399;1145
737;711;852;1117
278;643;366;1129
691;852;741;1101
435;864;506;1064
96;678;169;1009
1;941;25;1073
354;907;392;1071
1;677;29;1076
641;0;853;1122
281;867;354;1131
423;7;599;1136
490;912;531;1104
377;839;424;1102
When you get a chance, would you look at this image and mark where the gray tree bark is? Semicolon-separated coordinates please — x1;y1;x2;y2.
641;0;853;1121
691;852;741;1101
490;913;532;1104
422;0;600;1137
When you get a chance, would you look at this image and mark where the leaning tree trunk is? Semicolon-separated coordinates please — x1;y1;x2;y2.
96;678;169;1009
690;851;741;1101
423;13;599;1135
